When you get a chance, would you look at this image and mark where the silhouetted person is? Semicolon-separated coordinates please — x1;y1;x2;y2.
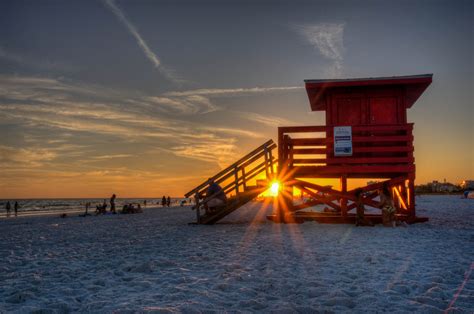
83;202;91;216
144;200;147;207
96;200;107;215
167;196;171;207
204;178;227;213
162;196;166;207
5;201;11;218
14;201;19;217
110;194;116;214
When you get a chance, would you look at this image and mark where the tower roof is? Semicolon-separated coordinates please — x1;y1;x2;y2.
304;74;433;111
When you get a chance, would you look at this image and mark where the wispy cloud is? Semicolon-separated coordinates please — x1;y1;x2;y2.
0;145;57;168
146;95;218;114
171;140;238;168
164;86;303;97
294;23;345;77
102;0;182;82
235;111;295;127
92;154;133;160
156;86;302;115
103;0;161;68
0;46;77;72
0;75;300;172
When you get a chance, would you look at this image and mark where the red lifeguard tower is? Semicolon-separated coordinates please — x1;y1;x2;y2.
186;74;432;225
271;74;433;224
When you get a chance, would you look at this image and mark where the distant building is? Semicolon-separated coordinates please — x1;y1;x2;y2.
416;180;462;193
461;180;474;190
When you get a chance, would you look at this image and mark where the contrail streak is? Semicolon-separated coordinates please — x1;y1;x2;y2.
103;0;161;68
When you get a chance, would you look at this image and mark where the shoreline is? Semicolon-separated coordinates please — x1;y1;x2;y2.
0;205;171;219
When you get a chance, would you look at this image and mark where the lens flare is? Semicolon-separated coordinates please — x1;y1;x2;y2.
269;181;280;196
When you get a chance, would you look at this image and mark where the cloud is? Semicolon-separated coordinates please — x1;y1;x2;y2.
103;0;161;68
171;140;238;168
146;95;219;114
154;85;302;116
236;111;294;127
0;75;300;170
294;23;345;77
103;0;183;82
0;46;77;72
164;86;303;97
92;154;133;160
0;145;57;168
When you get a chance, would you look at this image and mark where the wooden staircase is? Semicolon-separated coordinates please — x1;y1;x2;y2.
184;140;277;224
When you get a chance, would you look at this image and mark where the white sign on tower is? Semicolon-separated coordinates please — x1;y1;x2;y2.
334;126;353;156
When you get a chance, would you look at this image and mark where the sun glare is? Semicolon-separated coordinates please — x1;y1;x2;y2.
269;181;280;197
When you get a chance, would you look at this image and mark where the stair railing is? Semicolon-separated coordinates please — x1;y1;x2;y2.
184;139;277;222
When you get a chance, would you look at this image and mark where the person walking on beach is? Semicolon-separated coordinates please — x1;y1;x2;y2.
110;194;116;214
161;196;166;207
84;202;91;216
14;201;19;217
167;196;171;207
144;200;147;208
5;201;11;217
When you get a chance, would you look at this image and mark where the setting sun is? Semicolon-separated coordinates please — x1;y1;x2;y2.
269;181;280;197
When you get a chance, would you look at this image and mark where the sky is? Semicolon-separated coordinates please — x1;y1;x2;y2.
0;0;472;198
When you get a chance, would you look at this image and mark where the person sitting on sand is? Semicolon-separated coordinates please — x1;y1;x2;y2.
379;183;396;227
354;189;373;227
95;201;107;215
203;178;227;213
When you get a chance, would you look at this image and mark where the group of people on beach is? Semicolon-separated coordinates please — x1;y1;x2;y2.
4;181;400;227
82;194;173;217
161;196;172;207
4;201;20;217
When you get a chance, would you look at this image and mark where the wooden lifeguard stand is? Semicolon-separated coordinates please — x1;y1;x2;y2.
270;74;433;224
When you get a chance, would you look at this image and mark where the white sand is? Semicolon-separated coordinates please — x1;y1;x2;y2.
0;195;472;312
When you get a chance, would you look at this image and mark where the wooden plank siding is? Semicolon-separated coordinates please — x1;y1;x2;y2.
278;124;415;178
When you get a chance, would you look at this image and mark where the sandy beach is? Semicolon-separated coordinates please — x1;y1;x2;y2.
0;195;472;312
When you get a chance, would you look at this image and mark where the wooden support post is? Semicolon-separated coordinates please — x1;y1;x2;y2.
194;192;201;224
269;149;274;177
340;175;348;217
234;166;239;196
278;128;284;179
241;167;247;190
264;145;270;179
408;175;416;219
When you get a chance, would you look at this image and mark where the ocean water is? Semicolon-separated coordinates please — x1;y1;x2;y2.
0;197;192;214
